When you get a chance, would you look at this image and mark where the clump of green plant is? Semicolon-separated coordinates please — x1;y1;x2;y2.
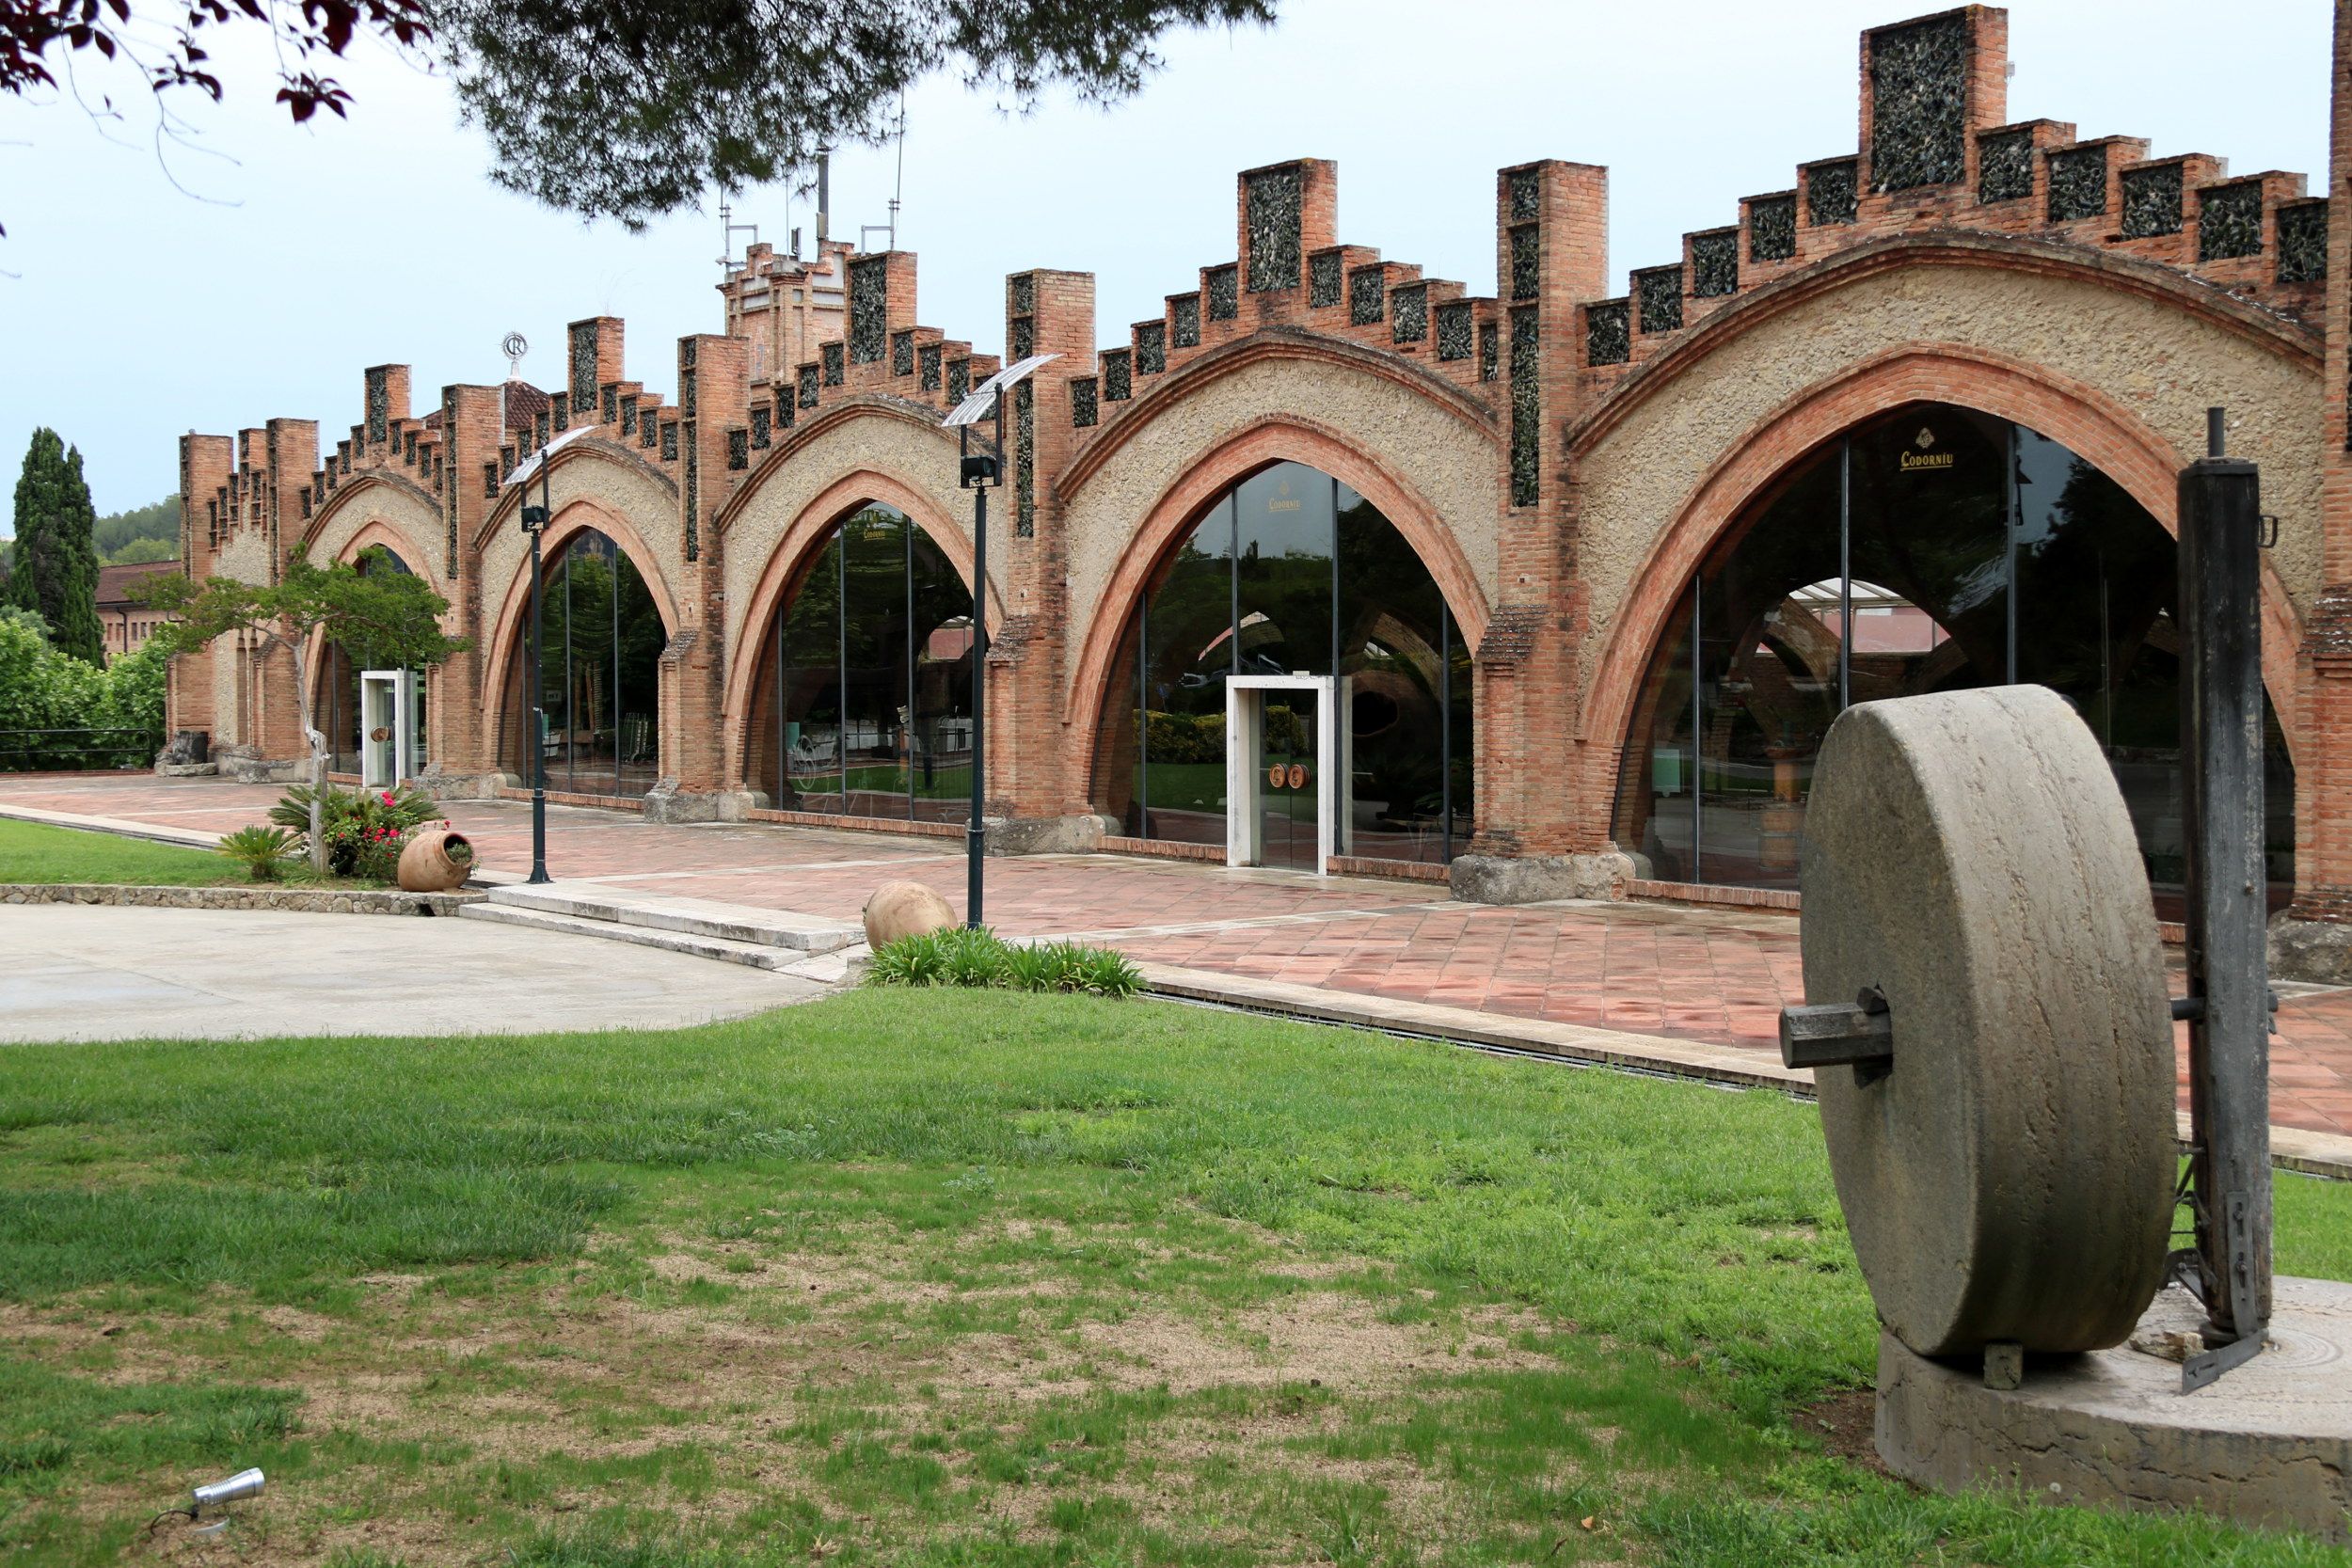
215;825;298;882
271;784;437;876
866;928;1141;997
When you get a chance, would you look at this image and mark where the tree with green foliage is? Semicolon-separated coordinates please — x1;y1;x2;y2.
141;546;471;870
8;428;103;664
93;496;181;563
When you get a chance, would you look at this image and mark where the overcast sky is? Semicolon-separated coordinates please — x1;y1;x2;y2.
0;0;2332;520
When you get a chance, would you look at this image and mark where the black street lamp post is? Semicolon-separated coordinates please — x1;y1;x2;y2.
520;455;552;885
944;352;1057;930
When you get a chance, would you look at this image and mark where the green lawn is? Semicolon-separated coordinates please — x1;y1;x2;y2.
1;990;2346;1565
0;817;238;886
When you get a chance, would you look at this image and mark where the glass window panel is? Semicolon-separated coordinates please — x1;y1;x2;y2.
1337;491;1446;863
1138;495;1234;846
612;542;663;796
1612;587;1695;881
1233;462;1334;678
840;506;912;816
778;536;844;813
909;526;974;824
1843;407;2009;702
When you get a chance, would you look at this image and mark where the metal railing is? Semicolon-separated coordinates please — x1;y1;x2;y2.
0;728;163;771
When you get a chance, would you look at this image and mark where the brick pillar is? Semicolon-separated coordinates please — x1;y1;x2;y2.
2274;0;2352;980
1232;158;1338;336
647;332;754;821
983;267;1106;853
165;434;233;748
362;365;410;455
1453;159;1629;903
419;384;506;792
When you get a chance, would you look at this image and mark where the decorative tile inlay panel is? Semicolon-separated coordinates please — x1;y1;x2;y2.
1010;274;1035;316
1349;265;1384;326
727;427;749;470
660;420;679;462
1011;317;1034;361
1509;224;1540;300
482;463;499;499
1103;348;1132;403
365;368;389;443
1978;130;2033;203
601;385;618;423
821;341;845;387
1636;268;1683;334
750;404;771;449
553;391;571;432
1244;166;1304;291
1508;166;1540;221
1172;294;1201;348
1014;381;1035;537
1479;323;1499;383
1691;230;1738;297
1585;300;1630;366
1207;265;1239;321
1072;376;1098;429
569;320;598;414
682;420;698;561
642;411;659;447
1436;301;1474;361
1391;283;1428;344
2122;163;2184;238
848;257;887;362
1868;13;1967;192
892;330;914;376
2199;180;2264;261
1807;160;1858;225
2278;202;2328;283
1509;307;1539;507
1310;251;1343;309
299;486;311;520
800;364;819;408
1750;196;1796;261
1136;321;1167;374
777;390;794;430
2047;146;2108;222
621;394;638;436
919;343;942;391
946;359;969;404
405;430;419;464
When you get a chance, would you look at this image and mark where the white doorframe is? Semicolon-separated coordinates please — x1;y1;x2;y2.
359;669;417;789
1227;674;1341;875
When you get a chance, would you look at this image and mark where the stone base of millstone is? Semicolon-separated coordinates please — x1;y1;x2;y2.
1876;1277;2352;1542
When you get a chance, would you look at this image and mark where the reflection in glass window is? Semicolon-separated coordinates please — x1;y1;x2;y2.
1611;403;2296;911
1090;461;1473;864
497;530;666;797
747;503;975;822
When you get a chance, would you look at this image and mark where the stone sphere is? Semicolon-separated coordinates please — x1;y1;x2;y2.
864;879;956;948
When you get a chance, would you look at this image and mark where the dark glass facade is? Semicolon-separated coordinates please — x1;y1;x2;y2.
1611;403;2296;911
317;545;428;778
749;503;976;821
498;530;665;797
1091;460;1473;864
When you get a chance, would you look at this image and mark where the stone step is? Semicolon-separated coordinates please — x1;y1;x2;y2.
458;901;809;971
483;881;858;954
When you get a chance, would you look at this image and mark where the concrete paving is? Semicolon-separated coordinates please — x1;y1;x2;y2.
0;903;826;1043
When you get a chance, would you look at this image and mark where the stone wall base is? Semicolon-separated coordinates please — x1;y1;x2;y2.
2270;913;2352;984
1448;851;1636;906
155;763;218;778
417;766;514;802
985;814;1115;857
642;782;762;824
223;752;307;785
0;883;483;916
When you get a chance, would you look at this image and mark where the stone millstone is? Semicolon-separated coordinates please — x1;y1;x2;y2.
863;880;956;948
1801;685;2173;1355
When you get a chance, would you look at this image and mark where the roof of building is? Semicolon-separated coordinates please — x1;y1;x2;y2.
96;560;182;610
502;380;549;434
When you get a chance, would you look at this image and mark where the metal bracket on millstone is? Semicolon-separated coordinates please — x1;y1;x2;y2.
1780;987;1892;1085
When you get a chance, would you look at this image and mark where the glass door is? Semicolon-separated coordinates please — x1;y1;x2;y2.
1258;692;1319;872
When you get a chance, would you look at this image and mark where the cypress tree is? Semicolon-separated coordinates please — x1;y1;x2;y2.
8;429;104;664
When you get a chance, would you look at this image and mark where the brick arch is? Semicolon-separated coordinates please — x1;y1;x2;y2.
479;496;679;772
296;520;439;720
1063;416;1492;804
295;473;441;568
719;470;1006;787
1580;344;2308;846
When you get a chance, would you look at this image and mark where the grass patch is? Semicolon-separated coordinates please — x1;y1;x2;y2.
0;989;2346;1564
0;818;239;886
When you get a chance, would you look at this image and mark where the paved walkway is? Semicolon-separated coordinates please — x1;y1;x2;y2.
7;771;2352;1158
0;902;824;1042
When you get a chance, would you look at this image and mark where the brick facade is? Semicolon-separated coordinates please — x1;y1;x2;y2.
168;6;2352;904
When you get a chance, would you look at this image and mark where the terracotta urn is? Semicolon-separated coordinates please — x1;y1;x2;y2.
397;827;474;893
864;879;956;947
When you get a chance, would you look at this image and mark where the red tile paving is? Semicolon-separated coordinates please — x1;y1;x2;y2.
9;771;2352;1142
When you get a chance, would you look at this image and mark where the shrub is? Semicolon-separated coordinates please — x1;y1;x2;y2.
272;784;437;871
325;817;407;883
865;929;1140;998
215;825;298;882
